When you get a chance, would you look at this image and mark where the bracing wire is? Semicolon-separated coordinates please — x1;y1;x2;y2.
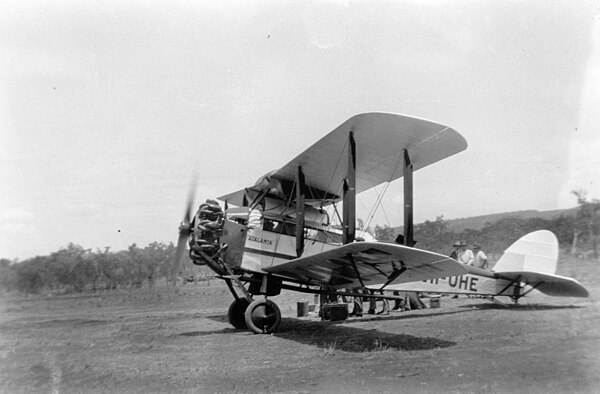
323;137;348;203
363;152;404;232
379;199;391;227
315;137;347;235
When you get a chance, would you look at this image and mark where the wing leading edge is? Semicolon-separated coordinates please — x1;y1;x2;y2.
264;242;467;289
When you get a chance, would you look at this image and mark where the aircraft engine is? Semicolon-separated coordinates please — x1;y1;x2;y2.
189;199;224;264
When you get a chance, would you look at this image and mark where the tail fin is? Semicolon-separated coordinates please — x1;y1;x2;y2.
493;230;559;275
493;230;588;299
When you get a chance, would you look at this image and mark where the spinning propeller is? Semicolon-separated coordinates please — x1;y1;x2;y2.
173;180;196;285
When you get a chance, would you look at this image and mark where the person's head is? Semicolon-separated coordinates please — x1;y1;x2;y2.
473;243;481;252
453;240;461;249
459;240;467;250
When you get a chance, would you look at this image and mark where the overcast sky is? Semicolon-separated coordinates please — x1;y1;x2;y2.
1;0;599;260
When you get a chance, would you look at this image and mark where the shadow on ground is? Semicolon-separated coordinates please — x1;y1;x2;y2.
192;312;458;352
330;308;473;325
460;303;585;311
275;317;456;352
179;328;239;336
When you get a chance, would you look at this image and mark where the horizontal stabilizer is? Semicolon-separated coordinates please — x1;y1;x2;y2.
495;271;589;298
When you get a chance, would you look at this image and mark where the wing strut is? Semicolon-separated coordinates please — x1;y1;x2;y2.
295;166;305;257
343;131;356;244
379;262;407;291
519;282;544;298
346;253;366;288
403;149;414;247
495;275;523;302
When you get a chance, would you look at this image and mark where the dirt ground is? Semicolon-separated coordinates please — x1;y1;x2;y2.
1;256;599;394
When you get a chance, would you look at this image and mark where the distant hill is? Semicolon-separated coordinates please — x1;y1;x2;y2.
443;207;578;232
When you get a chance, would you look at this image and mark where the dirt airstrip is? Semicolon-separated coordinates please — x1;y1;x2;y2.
1;256;599;394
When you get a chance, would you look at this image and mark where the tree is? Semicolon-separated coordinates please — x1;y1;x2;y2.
479;218;530;255
546;215;576;249
0;259;17;292
374;224;397;242
571;190;600;256
71;255;100;292
95;247;113;289
414;215;454;254
126;244;146;288
0;240;191;294
15;257;46;295
142;242;171;288
357;218;375;238
47;243;91;292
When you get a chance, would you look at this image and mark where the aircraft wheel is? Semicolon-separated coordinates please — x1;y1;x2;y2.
227;298;250;329
244;298;281;334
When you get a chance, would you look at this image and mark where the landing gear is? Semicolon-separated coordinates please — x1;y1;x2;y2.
226;275;283;333
244;298;281;334
227;298;250;329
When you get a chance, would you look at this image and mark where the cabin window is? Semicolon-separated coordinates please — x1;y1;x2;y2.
262;218;342;244
263;218;296;236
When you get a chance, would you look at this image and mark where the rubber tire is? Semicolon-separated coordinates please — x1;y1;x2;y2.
227;298;250;329
244;298;281;334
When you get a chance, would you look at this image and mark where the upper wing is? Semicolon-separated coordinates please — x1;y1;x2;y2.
219;112;467;206
264;242;467;289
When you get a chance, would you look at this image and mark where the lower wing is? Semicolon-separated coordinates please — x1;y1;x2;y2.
264;242;467;289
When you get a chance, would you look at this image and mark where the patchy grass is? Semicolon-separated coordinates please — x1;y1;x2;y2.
0;258;599;393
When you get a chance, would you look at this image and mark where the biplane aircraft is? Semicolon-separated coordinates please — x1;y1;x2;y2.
174;113;586;334
376;230;589;305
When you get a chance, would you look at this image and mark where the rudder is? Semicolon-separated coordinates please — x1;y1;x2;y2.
493;230;559;275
